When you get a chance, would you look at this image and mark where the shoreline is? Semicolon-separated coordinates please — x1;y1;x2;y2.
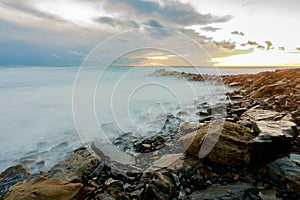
1;68;300;199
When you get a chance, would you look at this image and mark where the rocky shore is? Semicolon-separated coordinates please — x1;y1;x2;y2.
1;68;300;200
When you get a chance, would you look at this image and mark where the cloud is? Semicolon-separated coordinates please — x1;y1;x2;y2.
231;31;244;36
265;41;273;50
200;26;221;32
279;46;285;51
213;40;236;50
97;17;139;29
103;0;232;26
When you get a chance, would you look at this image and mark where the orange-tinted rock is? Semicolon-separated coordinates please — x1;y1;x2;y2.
4;177;86;200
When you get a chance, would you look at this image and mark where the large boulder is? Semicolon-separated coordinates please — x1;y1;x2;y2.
261;157;300;195
179;121;254;166
46;147;100;183
4;177;86;200
0;165;32;198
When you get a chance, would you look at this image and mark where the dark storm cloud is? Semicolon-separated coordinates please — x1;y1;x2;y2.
200;26;222;32
103;0;232;26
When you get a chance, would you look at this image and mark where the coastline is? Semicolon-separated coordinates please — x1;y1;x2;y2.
1;68;300;199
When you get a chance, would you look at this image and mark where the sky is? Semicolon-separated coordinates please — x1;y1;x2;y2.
0;0;300;67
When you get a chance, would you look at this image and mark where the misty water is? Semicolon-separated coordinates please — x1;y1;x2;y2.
0;66;276;173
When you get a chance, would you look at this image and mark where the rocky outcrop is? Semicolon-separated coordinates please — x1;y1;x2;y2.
0;165;32;199
180;121;254;166
4;177;86;200
46;147;100;183
222;68;300;113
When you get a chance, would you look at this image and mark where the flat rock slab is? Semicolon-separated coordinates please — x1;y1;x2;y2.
253;120;298;138
242;109;283;121
190;182;254;200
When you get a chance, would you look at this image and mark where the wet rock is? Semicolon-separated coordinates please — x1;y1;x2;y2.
259;189;281;200
190;174;206;189
190;182;257;200
134;135;165;153
180;121;254;166
0;164;32;198
0;164;31;181
261;157;300;195
95;179;130;200
46;147;100;183
290;154;300;166
4;177;86;200
141;172;175;200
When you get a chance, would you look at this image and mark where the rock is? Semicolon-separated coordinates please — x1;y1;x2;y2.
228;108;247;117
0;165;31;181
241;101;252;108
95;179;130;200
141;172;175;200
190;174;206;189
290;154;300;166
190;182;257;200
4;177;86;200
259;190;281;200
134;135;165;153
0;165;32;198
242;109;283;121
261;157;300;195
46;147;100;183
150;154;183;171
253;120;299;138
180;121;254;166
230;95;244;100
179;122;202;134
250;120;298;167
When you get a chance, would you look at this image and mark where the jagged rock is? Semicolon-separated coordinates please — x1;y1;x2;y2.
46;147;100;183
179;121;254;166
190;183;257;200
0;165;32;198
261;157;300;195
141;172;175;200
4;177;86;200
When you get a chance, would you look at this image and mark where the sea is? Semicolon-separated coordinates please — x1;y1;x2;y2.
0;66;277;173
